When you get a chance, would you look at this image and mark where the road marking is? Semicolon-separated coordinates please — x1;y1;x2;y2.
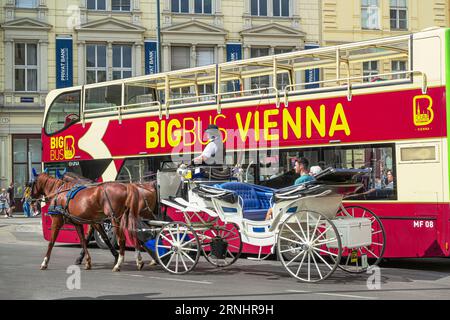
145;276;213;285
286;290;377;300
119;273;213;285
314;293;377;300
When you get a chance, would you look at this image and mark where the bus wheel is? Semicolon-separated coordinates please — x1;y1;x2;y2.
94;220;117;250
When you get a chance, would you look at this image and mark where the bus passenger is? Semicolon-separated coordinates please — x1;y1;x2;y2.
265;158;315;220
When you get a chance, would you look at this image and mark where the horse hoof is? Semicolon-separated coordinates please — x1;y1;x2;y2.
112;267;120;272
149;260;157;267
75;258;83;265
137;262;144;271
85;264;92;270
40;265;47;270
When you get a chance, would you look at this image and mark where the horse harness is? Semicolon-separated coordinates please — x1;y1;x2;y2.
47;184;120;225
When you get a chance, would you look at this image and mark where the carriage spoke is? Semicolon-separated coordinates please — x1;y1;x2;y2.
295;251;307;277
181;237;197;248
310;251;323;279
285;223;307;243
164;250;176;268
158;249;174;260
160;233;175;246
311;225;333;245
363;246;379;259
182;247;199;253
181;250;196;264
157;245;172;249
315;238;338;246
311;216;322;242
227;249;235;259
285;250;306;267
228;244;240;250
279;236;305;246
372;242;384;246
372;230;383;236
307;252;311;281
175;253;179;273
312;247;339;257
312;249;334;271
179;253;188;272
295;215;308;242
280;247;300;254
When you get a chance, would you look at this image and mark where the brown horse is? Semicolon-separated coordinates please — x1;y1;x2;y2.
61;172;160;269
30;173;140;272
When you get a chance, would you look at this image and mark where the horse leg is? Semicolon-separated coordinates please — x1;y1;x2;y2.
41;215;64;270
92;223;119;265
112;219;126;272
135;245;144;271
75;225;94;265
75;224;92;270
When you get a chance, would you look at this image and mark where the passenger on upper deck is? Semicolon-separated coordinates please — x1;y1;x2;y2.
193;124;224;165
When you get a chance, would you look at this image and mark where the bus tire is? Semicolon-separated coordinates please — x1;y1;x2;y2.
94;221;117;250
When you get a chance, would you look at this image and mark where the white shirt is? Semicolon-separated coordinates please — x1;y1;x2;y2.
201;137;223;165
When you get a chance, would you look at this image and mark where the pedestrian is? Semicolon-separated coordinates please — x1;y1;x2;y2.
22;185;32;218
7;182;15;215
0;188;11;218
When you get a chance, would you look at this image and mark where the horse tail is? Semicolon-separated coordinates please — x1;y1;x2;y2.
123;183;140;247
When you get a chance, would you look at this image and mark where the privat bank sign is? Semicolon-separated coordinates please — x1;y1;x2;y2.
60;48;69;81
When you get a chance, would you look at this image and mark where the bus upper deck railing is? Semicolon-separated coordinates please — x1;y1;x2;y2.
78;31;440;123
82;69;426;123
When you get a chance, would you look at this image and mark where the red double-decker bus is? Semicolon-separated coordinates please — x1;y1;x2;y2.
41;28;450;258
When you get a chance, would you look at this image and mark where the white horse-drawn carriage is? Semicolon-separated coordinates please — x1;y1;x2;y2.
137;164;386;283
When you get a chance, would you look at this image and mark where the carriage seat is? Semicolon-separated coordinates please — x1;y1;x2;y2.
214;182;274;221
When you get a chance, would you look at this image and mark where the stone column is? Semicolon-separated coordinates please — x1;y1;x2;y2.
4;40;14;91
107;42;113;81
135;42;143;77
162;43;171;72
191;44;197;67
39;40;49;92
77;41;85;85
217;44;225;64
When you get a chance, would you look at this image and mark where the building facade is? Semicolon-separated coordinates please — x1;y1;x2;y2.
0;0;321;200
321;0;449;80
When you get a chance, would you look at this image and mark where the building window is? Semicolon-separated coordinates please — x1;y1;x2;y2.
361;0;380;30
15;0;38;8
273;0;290;17
251;0;268;16
12;136;41;200
86;44;107;84
251;47;270;89
87;0;106;10
112;0;131;11
14;43;38;92
113;45;132;80
196;47;214;67
171;46;190;70
195;0;212;14
390;0;407;30
392;60;407;79
172;0;189;13
363;61;379;82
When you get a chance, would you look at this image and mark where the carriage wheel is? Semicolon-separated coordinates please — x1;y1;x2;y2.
200;223;242;268
155;222;201;275
277;210;342;283
335;205;386;274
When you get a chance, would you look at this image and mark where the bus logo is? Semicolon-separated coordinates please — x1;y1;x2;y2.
413;95;434;127
50;135;76;161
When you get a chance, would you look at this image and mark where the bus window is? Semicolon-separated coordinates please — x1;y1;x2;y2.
44;90;80;135
260;144;397;200
85;85;122;112
125;84;157;106
117;156;172;182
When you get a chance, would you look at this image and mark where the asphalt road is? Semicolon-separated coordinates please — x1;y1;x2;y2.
1;217;449;301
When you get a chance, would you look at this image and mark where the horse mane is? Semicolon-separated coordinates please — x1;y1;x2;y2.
38;173;76;196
